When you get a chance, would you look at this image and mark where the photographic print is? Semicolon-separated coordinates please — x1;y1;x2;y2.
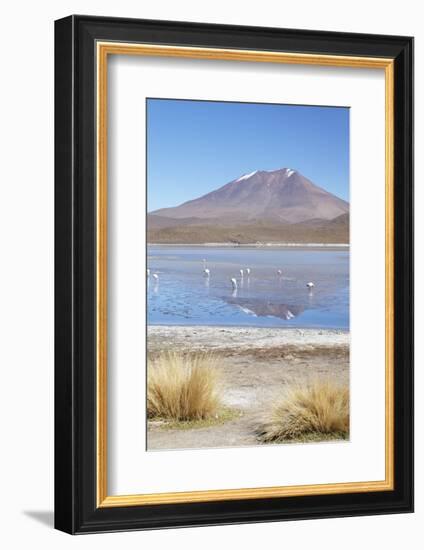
146;98;350;451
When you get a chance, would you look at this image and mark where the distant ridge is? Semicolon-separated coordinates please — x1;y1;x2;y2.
148;168;349;244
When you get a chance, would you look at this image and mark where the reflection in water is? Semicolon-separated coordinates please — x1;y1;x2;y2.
225;297;304;321
147;246;349;329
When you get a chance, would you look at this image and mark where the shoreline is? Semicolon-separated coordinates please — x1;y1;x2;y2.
148;325;349;354
148;242;349;248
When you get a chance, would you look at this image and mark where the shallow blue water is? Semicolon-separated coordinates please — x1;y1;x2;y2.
147;246;349;329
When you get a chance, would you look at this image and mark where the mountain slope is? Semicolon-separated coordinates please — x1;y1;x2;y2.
151;168;349;224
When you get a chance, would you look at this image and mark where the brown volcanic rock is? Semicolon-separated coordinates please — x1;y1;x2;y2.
147;218;349;245
151;168;349;224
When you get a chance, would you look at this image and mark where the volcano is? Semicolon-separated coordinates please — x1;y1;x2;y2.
150;168;348;224
148;168;349;244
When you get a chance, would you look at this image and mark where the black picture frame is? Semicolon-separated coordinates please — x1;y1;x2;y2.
55;14;414;534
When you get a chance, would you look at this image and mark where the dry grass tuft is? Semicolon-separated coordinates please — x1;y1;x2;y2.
147;352;221;421
257;379;349;443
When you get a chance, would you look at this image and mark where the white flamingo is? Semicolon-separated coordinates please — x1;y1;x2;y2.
277;269;283;276
306;282;315;289
203;268;210;277
246;268;251;276
239;269;244;278
152;273;159;282
230;277;238;290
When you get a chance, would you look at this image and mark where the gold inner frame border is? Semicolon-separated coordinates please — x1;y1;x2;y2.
96;42;394;508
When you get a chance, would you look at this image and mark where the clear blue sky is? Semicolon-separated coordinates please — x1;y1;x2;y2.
147;98;349;212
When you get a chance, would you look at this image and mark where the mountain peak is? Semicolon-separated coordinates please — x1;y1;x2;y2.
270;167;298;178
151;168;349;224
235;167;298;183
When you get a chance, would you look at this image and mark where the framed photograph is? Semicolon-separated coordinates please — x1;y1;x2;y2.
54;15;413;534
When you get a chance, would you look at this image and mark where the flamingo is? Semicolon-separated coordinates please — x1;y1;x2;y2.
240;269;244;278
203;268;210;277
246;268;251;276
230;277;238;290
306;282;315;289
277;269;283;276
152;273;159;282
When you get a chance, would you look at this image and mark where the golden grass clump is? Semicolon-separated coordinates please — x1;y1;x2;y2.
147;352;221;421
258;380;349;443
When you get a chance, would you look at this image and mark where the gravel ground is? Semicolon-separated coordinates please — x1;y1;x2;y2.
147;326;349;451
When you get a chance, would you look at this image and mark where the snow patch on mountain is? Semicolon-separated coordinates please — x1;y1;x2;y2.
236;170;258;182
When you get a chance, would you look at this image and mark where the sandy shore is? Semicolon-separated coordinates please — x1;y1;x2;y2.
148;325;348;355
147;326;349;451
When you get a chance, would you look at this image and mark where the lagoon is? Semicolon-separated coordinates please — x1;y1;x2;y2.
147;246;349;329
